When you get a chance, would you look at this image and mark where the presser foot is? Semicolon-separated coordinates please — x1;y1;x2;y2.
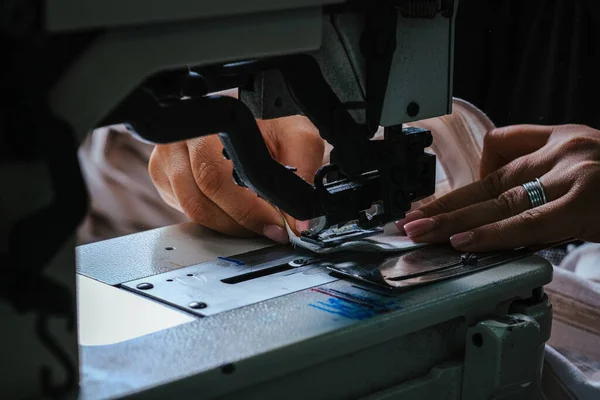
300;222;384;248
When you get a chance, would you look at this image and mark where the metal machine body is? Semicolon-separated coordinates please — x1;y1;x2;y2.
76;223;553;400
0;1;555;399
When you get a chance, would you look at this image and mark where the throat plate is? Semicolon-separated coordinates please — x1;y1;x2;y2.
122;246;336;316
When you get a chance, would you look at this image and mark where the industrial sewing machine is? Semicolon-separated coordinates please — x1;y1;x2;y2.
1;1;553;399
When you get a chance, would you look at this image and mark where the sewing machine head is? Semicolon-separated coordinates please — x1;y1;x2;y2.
44;0;457;245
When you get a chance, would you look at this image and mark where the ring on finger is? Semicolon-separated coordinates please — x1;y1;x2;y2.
522;178;548;208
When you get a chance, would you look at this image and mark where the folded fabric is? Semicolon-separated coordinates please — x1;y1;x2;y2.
285;221;426;254
544;245;600;399
559;243;600;283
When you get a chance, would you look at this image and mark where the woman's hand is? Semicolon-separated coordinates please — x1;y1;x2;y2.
149;115;324;243
396;124;600;251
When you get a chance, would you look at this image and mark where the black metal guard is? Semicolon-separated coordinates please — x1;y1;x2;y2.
103;91;323;220
102;48;436;228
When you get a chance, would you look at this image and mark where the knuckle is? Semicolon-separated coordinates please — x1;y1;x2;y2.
561;124;590;134
233;204;255;228
495;190;521;218
302;130;325;155
481;170;506;198
181;197;211;226
507;155;530;172
433;212;457;232
571;160;600;188
425;195;450;216
560;136;599;153
487;222;505;244
193;162;225;199
578;160;600;174
169;164;190;187
518;208;544;227
188;136;221;161
483;128;506;148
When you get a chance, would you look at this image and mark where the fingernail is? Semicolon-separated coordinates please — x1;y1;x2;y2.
395;211;425;235
263;225;289;244
450;231;475;248
296;220;309;233
404;218;437;238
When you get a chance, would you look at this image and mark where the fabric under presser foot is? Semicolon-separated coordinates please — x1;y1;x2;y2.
284;221;427;254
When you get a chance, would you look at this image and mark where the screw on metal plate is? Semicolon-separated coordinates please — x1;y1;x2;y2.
290;258;309;267
188;301;207;309
461;253;478;266
136;282;154;290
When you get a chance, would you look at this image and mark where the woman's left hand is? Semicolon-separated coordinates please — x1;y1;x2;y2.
396;124;600;252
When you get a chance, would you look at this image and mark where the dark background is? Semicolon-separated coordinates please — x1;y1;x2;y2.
453;0;600;129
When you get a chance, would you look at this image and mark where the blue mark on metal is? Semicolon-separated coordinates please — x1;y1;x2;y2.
309;300;375;320
217;256;245;266
309;287;401;320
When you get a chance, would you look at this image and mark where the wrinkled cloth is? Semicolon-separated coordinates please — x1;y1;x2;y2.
544;244;600;399
410;98;494;204
77;125;188;244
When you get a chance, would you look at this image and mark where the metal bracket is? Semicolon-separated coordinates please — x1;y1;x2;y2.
462;314;547;400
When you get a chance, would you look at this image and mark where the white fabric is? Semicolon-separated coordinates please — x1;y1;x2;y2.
544;244;600;399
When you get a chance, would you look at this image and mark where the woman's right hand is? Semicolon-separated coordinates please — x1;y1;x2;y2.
148;115;325;244
397;124;600;252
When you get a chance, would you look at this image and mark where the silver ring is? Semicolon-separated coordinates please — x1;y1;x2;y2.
522;178;547;208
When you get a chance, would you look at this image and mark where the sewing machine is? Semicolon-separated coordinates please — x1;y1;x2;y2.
1;1;553;399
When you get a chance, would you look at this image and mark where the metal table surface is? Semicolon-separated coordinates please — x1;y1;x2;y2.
77;223;553;399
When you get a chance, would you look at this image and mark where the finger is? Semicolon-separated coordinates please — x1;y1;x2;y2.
148;145;180;210
187;135;289;242
258;116;324;182
161;141;254;237
480;125;554;178
411;153;553;220
259;116;325;234
449;194;571;252
404;173;568;243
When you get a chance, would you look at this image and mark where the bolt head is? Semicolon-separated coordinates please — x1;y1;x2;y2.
136;282;154;290
189;301;207;309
